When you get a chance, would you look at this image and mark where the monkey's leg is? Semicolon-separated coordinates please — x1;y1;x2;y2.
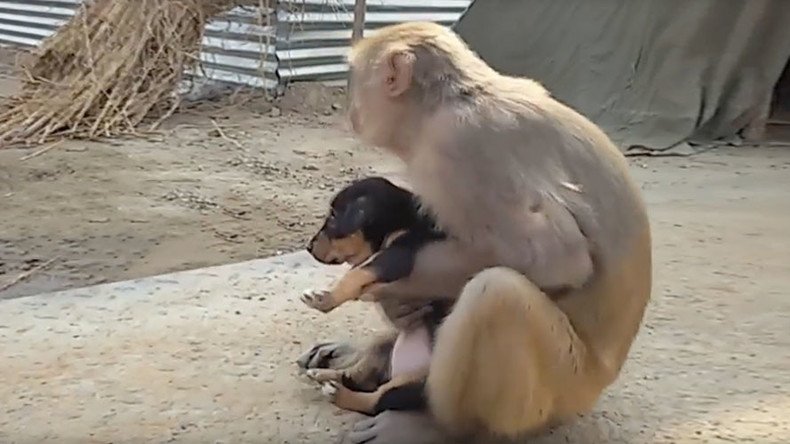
347;267;602;444
428;266;601;437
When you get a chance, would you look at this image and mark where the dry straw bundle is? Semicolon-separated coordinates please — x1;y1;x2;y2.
0;0;237;148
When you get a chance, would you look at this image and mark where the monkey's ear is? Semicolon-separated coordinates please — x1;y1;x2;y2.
384;50;415;97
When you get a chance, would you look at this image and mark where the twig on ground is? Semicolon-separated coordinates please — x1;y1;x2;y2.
210;118;245;149
624;151;692;158
0;257;59;293
19;140;64;161
213;229;243;244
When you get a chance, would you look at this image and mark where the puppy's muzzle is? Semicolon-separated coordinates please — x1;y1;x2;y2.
307;231;342;265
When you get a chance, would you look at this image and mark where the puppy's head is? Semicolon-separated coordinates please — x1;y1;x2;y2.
308;177;415;266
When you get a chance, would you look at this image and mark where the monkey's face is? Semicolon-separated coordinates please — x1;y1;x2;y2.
347;65;388;145
347;54;415;154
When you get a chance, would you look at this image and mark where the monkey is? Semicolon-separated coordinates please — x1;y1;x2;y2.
300;176;454;415
297;21;652;444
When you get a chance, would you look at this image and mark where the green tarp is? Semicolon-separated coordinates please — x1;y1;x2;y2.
453;0;790;151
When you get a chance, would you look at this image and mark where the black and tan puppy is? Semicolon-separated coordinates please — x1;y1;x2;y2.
301;176;452;415
304;176;447;314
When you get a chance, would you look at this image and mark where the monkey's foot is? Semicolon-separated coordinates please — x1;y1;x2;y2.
301;288;340;313
296;341;359;372
343;411;449;444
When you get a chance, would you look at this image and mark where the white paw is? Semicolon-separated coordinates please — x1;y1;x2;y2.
305;368;322;380
300;288;335;313
321;381;339;400
300;288;318;302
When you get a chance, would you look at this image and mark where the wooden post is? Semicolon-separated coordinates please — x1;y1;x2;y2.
351;0;366;43
347;0;366;94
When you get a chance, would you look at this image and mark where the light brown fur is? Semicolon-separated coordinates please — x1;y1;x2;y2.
310;230;373;266
323;22;654;443
301;267;379;313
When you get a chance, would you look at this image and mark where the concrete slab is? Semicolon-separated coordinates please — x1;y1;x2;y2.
2;148;790;443
0;252;366;444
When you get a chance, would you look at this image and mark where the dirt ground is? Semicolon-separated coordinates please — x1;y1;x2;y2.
1;46;789;443
0;45;397;299
0;135;788;444
1;45;788;303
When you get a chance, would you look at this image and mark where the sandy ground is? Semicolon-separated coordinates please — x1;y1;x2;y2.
0;45;789;443
0;146;788;443
0;56;397;299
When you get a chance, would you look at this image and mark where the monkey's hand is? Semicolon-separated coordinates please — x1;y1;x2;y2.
363;194;595;300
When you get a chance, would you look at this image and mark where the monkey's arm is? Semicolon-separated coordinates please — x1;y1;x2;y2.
364;193;594;301
361;238;491;301
370;229;447;284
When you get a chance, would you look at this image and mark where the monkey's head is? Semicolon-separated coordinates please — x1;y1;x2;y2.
308;177;418;266
346;22;489;158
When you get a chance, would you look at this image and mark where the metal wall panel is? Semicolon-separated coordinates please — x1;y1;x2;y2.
0;0;471;90
0;0;278;90
277;0;472;84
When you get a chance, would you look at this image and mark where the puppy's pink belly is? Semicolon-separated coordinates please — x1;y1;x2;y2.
390;326;432;377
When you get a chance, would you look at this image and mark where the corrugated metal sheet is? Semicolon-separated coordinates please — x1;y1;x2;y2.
192;6;278;90
0;0;278;90
0;0;75;46
276;0;472;84
0;0;471;90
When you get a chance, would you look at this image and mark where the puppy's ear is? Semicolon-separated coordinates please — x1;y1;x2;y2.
335;196;372;236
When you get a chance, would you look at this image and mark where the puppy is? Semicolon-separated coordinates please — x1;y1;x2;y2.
302;176;452;415
304;176;448;314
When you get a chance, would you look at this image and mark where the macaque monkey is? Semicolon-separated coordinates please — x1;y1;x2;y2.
300;176;453;415
298;22;652;444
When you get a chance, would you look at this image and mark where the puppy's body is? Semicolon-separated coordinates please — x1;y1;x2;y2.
304;176;452;415
309;176;445;277
306;176;447;313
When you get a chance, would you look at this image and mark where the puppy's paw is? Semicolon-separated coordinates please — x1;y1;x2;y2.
321;381;339;401
296;342;358;371
300;288;338;313
306;368;343;383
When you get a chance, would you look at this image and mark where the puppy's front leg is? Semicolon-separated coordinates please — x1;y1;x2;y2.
301;266;380;313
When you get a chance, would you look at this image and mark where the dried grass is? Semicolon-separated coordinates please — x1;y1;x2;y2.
0;0;237;148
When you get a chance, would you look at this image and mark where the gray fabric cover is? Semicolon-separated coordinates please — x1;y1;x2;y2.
452;0;790;151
